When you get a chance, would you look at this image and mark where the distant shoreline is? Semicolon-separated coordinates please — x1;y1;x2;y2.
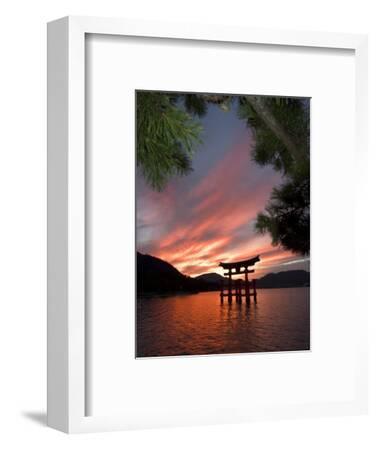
138;285;310;298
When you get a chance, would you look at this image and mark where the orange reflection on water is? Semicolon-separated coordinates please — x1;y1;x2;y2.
136;288;310;357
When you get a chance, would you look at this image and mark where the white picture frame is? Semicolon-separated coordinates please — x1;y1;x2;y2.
47;15;368;433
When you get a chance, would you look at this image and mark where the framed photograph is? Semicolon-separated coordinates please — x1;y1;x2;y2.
135;89;311;358
47;16;368;433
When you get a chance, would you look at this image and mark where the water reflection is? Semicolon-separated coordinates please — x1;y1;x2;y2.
219;301;257;323
136;287;310;357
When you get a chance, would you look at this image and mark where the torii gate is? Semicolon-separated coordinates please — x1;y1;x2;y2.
219;255;260;304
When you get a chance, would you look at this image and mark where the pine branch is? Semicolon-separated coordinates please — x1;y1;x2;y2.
245;96;306;165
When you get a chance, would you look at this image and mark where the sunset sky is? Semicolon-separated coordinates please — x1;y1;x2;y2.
136;100;310;278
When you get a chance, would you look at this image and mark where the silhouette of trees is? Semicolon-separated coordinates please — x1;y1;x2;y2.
136;91;310;255
238;96;310;255
136;92;202;190
255;176;309;255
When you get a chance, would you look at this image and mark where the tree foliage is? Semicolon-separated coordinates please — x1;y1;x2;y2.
136;91;202;190
239;96;309;177
255;176;310;255
239;96;310;255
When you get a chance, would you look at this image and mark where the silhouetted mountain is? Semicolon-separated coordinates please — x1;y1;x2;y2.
195;273;227;285
137;252;310;294
256;270;310;289
137;252;207;293
196;269;309;289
